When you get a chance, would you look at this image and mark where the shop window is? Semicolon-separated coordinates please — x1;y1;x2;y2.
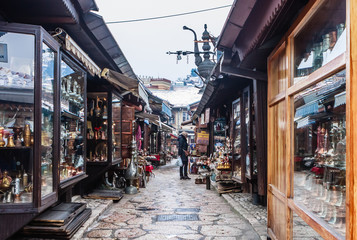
293;213;323;239
232;98;242;180
87;92;108;162
293;0;346;84
112;95;121;161
269;45;287;96
0;32;35;204
41;43;55;197
293;70;346;237
60;57;85;181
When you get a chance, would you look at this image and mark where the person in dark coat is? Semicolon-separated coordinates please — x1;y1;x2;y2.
178;131;190;180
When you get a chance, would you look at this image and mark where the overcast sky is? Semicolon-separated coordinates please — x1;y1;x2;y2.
96;0;234;81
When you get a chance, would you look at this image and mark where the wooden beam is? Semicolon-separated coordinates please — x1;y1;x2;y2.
220;65;267;81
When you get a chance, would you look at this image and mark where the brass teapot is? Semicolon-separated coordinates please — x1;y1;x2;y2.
0;170;12;191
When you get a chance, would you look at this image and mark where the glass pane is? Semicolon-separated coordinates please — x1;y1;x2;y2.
112;95;121;161
243;90;251;178
41;43;55;197
293;213;324;239
232;98;242;180
293;0;346;84
252;101;257;176
293;70;346;237
0;32;34;204
269;47;287;96
87;92;108;162
60;59;85;181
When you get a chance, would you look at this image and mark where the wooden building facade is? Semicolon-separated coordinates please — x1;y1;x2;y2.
213;0;354;238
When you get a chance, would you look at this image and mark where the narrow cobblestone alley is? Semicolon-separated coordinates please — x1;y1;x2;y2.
83;162;262;239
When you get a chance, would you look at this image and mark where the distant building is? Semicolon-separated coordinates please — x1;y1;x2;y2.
138;75;153;86
150;78;172;90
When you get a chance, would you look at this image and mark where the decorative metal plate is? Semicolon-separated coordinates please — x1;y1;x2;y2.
136;207;157;211
175;208;200;212
156;214;199;222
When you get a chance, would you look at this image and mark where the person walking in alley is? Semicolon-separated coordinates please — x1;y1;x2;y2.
178;131;191;180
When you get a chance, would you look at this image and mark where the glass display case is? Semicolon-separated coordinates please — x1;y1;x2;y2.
41;43;55;197
0;24;59;209
243;87;252;179
60;56;86;182
293;0;346;84
293;70;346;236
232;97;242;180
86;92;108;162
112;94;122;163
0;31;35;205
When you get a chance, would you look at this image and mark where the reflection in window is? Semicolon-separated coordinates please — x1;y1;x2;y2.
293;70;346;237
294;0;346;84
60;58;85;181
112;95;121;161
41;43;55;197
232;98;242;180
0;32;35;203
243;91;251;178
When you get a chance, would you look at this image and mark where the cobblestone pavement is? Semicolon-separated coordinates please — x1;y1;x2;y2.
83;162;262;240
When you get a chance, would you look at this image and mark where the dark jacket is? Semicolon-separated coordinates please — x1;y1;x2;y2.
178;134;188;160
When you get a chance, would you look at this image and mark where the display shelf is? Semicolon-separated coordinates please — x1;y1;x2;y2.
59;173;87;190
232;176;243;184
61;110;80;119
60;56;86;184
0;147;31;150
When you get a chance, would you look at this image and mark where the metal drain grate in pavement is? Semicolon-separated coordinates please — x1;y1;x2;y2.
136;207;157;211
156;214;199;221
175;208;200;212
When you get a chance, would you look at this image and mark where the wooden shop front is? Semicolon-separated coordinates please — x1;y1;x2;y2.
267;0;354;239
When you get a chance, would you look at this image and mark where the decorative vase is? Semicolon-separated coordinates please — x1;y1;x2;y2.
125;120;138;194
94;96;101;117
0;133;5;147
6;135;15;147
24;124;31;147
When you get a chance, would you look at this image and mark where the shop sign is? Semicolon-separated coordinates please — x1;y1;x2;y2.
0;43;8;63
200;113;205;125
205;108;210;124
197;130;209;145
214;118;226;136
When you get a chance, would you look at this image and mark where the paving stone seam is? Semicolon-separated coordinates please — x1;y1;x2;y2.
74;199;114;240
210;181;268;240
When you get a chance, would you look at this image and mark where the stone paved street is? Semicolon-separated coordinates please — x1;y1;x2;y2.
83;162;262;239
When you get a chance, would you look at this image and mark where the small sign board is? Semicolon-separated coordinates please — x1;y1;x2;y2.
214;118;226;136
197;130;209;145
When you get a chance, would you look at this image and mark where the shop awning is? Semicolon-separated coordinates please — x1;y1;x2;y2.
170;133;178;139
334;91;346;108
136;112;160;123
136;112;175;132
101;68;150;108
158;121;175;132
161;102;172;118
65;35;101;76
181;119;193;126
102;68;138;93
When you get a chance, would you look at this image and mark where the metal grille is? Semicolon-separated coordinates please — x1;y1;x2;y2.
156;214;199;222
175;208;200;212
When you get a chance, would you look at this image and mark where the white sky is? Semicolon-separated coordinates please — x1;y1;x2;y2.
96;0;234;81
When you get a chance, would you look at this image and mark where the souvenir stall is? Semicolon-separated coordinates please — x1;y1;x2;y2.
77;79;123;195
230;85;259;194
193;72;267;200
0;22;97;239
